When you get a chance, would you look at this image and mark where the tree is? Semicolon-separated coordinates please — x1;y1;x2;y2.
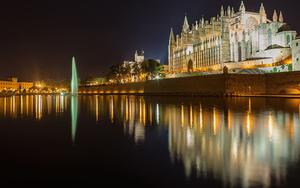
107;59;164;83
107;63;131;84
141;59;163;80
132;62;142;82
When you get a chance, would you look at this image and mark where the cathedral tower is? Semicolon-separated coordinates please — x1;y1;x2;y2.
168;28;176;72
259;3;267;23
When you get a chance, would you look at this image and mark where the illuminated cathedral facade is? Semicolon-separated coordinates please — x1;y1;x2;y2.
168;1;299;73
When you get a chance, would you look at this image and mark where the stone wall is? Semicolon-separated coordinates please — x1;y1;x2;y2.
145;75;225;96
80;71;300;96
265;71;300;94
80;75;226;96
226;74;266;95
80;82;144;94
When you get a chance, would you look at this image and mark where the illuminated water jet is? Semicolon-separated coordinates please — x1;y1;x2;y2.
71;95;78;143
70;56;78;143
71;57;78;95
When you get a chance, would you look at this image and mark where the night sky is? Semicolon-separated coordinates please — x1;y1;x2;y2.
0;0;299;81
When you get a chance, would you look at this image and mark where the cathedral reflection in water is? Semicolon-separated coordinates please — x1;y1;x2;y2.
0;95;300;187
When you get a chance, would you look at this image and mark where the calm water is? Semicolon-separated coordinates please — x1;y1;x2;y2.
0;95;300;187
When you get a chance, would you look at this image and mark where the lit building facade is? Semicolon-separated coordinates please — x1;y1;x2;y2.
134;50;145;63
168;1;298;73
0;78;33;92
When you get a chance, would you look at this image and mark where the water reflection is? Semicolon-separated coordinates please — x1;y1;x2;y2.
89;96;300;187
0;95;68;119
71;96;78;143
1;95;300;187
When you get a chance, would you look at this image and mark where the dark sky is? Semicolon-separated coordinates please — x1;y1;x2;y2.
0;0;299;81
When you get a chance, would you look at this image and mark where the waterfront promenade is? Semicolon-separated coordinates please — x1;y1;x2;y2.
80;71;300;97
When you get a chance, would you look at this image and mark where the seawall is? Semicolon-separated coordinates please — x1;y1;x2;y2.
80;71;300;96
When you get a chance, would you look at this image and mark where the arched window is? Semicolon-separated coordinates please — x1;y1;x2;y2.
243;31;246;41
238;42;242;62
249;36;253;55
287;35;291;46
268;29;272;46
188;59;193;73
235;32;238;42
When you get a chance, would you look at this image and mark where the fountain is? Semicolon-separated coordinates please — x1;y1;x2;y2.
71;56;78;143
71;95;78;143
71;56;78;95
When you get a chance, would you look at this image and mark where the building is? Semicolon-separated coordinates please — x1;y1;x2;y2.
168;1;298;73
121;51;162;82
134;50;145;63
123;50;145;66
292;37;300;71
0;77;34;92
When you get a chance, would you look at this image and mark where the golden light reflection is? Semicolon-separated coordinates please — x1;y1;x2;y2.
60;94;64;113
85;96;300;188
246;98;253;135
26;95;29;116
213;107;217;135
4;97;6;117
268;112;274;141
228;109;231;130
36;95;42;120
181;104;184;127
47;95;52;115
55;95;59;114
149;103;153;126
109;96;114;123
189;105;193;127
199;104;203;130
139;98;142;124
20;95;23;116
0;95;67;119
125;96;129;122
1;95;300;188
95;95;99;122
143;100;146;126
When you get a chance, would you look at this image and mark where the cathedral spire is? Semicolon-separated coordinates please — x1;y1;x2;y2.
227;6;231;18
201;17;204;28
239;1;246;12
259;3;266;16
273;10;278;22
169;28;175;45
182;15;190;33
220;5;224;17
231;7;235;17
279;11;284;22
259;3;266;23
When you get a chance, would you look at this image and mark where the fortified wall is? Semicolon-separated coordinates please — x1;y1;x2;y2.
80;71;300;96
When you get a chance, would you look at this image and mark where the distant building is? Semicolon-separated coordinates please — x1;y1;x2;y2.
121;51;162;82
0;77;33;92
123;50;145;67
168;1;298;73
124;50;160;65
134;50;145;63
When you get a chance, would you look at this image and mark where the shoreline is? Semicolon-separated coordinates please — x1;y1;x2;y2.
2;93;300;99
79;93;300;98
